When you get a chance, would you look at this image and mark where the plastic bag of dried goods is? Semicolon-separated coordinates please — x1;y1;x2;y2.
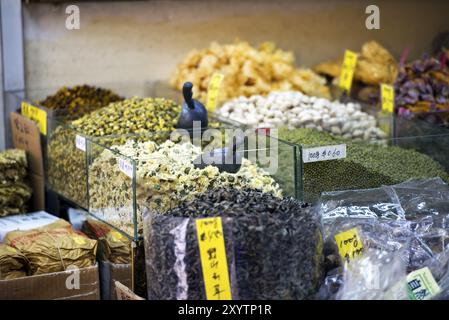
319;187;405;221
336;247;409;300
82;218;131;264
0;244;28;280
143;188;324;300
4;220;97;275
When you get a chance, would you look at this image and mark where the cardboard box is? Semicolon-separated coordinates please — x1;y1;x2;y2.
99;260;132;300
0;264;100;300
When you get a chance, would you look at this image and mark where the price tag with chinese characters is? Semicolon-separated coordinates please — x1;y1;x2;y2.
407;267;441;300
302;144;346;163
381;84;395;113
75;135;86;152
118;158;133;178
206;73;224;112
196;217;232;300
339;50;358;93
21;102;47;136
334;228;364;263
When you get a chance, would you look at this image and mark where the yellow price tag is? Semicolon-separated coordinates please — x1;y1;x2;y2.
21;102;47;135
339;50;358;93
206;73;224;112
196;217;232;300
334;227;364;263
381;84;395;113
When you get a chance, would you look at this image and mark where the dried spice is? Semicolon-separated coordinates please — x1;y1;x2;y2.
279;127;449;201
89;139;282;236
0;149;31;216
0;244;28;280
82;218;131;264
171;40;330;102
38;85;123;119
5;220;97;275
47;97;182;207
144;187;324;300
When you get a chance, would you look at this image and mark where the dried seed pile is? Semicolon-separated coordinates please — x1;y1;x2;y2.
39;85;123;119
47;97;182;207
218;91;386;140
88;140;282;236
278;128;449;201
143;188;324;300
0;149;32;216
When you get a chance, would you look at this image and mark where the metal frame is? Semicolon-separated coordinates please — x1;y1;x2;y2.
0;0;25;150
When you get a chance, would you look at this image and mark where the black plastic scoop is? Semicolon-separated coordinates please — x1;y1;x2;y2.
193;133;247;173
177;82;208;130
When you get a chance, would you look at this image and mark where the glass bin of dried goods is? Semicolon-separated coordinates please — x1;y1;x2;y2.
278;127;449;203
87;128;300;241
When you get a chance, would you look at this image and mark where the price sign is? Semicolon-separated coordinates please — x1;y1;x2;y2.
407;267;441;300
381;84;395;113
75;135;86;152
206;73;224;112
334;228;364;263
118;158;133;178
21;102;47;135
339;50;358;93
196;217;232;300
302;144;346;163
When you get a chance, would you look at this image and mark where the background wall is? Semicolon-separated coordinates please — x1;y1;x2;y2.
23;0;449;92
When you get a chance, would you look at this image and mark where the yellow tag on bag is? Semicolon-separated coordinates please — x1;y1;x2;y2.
334;227;364;263
196;217;232;300
381;83;395;113
21;102;47;135
339;50;358;93
206;73;224;112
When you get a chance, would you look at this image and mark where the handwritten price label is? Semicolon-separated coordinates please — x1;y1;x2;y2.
118;158;133;178
381;84;395;113
339;50;358;93
206;73;224;112
335;228;364;263
21;102;47;135
302;144;346;163
196;217;232;300
75;135;86;152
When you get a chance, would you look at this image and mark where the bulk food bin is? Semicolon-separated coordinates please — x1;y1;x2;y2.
86;128;300;241
47;115;240;210
278;128;449;203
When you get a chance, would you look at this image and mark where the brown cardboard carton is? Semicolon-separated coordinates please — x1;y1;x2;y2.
99;260;132;300
0;264;100;300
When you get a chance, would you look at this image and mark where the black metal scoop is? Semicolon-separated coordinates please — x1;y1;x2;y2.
193;134;246;173
177;82;208;130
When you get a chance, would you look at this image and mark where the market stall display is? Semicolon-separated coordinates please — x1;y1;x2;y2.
218;91;387;140
170;40;331;103
143;187;324;300
88;132;285;238
0;149;32;216
278;127;449;202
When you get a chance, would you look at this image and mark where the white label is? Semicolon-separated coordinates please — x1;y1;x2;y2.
118;158;133;178
75;135;86;152
303;144;347;163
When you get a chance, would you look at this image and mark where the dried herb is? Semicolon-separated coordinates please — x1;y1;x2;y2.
143;188;324;300
39;85;123;119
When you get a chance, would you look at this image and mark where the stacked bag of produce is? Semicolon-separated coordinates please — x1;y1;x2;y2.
143;188;324;300
317;178;449;300
0;149;32;216
1;219;97;278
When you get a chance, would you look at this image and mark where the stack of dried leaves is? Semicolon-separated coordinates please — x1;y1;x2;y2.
47;97;182;207
0;244;28;280
0;149;32;216
38;85;123;119
143;187;324;300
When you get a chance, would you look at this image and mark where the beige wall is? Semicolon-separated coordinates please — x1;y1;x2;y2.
23;0;449;93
